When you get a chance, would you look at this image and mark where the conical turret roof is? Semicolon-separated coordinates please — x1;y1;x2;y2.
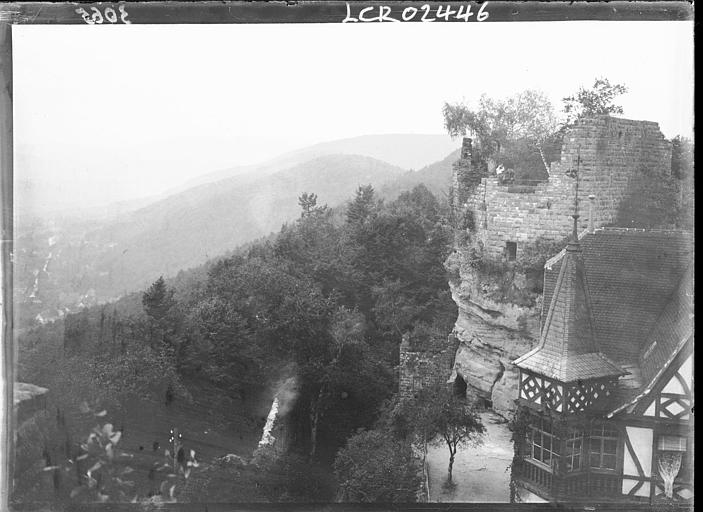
514;237;627;382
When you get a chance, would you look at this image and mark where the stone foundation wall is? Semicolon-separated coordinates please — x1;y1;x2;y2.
399;335;459;399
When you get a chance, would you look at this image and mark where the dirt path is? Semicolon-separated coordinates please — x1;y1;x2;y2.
427;411;513;502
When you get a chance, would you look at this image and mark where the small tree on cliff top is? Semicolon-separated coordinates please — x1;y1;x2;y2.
443;90;559;174
562;77;628;126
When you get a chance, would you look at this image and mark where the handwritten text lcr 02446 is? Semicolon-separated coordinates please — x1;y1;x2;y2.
343;3;489;23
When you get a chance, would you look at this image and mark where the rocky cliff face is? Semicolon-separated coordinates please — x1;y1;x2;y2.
446;249;538;418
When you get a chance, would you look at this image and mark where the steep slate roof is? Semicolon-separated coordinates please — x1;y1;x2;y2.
639;263;694;384
606;264;695;416
541;228;693;363
537;228;693;409
514;236;626;382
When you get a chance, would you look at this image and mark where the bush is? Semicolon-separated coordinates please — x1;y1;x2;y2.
334;429;420;502
470;237;569;307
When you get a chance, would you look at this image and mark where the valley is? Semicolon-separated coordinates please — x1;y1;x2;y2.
14;136;457;330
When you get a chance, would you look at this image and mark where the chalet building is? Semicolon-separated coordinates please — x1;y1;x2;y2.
512;220;693;504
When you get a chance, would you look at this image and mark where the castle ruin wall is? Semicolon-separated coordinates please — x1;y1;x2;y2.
448;116;671;418
462;117;671;260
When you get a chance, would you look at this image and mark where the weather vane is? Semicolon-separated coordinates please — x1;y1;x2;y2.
565;145;581;240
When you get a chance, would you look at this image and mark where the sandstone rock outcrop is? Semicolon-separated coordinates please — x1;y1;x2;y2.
446;247;538;418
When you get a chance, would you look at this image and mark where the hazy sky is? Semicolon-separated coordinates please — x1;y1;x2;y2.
13;20;694;215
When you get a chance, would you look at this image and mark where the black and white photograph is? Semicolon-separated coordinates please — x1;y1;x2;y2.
0;2;694;510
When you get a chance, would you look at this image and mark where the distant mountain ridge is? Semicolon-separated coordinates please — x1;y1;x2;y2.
79;154;407;296
17;138;463;323
181;134;457;190
380;148;460;201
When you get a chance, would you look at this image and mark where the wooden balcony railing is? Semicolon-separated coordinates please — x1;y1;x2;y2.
522;460;553;492
520;459;620;499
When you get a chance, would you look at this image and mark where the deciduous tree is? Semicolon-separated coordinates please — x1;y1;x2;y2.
562;77;628;125
400;382;485;483
443;90;559;174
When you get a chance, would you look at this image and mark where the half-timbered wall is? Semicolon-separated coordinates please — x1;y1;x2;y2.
516;339;693;503
622;426;653;498
618;348;694;502
651;353;693;422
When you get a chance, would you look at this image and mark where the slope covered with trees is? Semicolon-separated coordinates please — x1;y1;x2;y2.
16;183;459;503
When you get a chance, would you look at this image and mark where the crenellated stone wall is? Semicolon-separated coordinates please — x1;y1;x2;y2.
447;116;672;418
464;116;671;260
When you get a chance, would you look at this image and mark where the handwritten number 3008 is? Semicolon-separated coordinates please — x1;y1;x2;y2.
75;5;131;24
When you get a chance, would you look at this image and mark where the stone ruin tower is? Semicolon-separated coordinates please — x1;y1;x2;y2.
444;115;672;417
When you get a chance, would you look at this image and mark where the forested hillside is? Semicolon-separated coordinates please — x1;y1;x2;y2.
14;154;407;319
381;149;460;201
16;184;457;503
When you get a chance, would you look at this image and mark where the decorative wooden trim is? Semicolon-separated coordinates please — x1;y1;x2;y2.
628;479;644;497
615;413;692;429
674;371;691;396
658;397;691;420
649;427;657;501
613;336;692;418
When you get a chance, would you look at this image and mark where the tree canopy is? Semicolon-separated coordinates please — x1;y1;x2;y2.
334;429;420;502
396;382;485;483
443;90;559;175
562;77;628;125
142;276;175;321
298;192;328;218
443;90;560;181
443;79;631;183
18;182;459;503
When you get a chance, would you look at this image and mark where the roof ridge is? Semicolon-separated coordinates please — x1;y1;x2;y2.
542;227;691;270
544;229;589;269
594;227;693;235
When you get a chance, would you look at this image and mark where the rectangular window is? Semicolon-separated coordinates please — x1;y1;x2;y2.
527;419;558;470
657;435;687;452
565;429;584;472
590;424;618;470
506;241;517;261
